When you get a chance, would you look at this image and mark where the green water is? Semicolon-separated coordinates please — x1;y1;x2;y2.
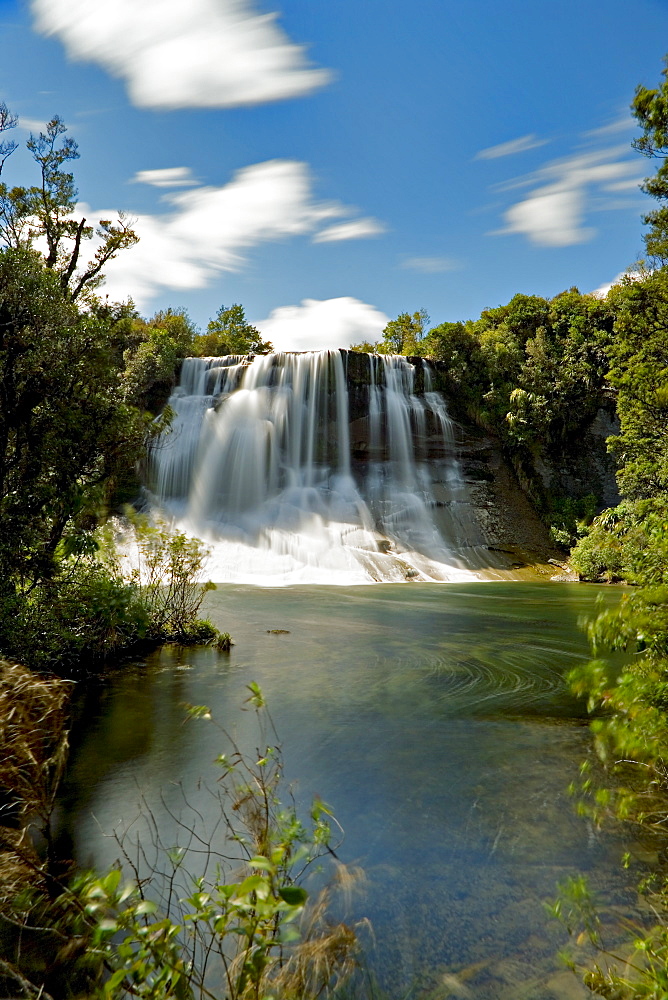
58;584;639;999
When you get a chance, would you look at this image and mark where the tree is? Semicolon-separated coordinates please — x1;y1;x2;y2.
120;307;198;410
632;55;668;261
0;102;18;177
0;247;147;588
192;302;272;356
378;308;429;355
0;113;138;299
605;269;668;500
349;338;380;353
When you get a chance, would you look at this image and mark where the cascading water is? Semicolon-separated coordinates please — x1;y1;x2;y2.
147;350;489;584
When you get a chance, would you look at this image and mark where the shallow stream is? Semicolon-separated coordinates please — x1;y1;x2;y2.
58;583;641;999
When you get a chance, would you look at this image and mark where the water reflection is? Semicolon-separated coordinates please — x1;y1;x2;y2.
58;584;636;998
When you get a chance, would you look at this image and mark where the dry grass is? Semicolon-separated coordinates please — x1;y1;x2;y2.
0;659;72;897
267;864;369;1000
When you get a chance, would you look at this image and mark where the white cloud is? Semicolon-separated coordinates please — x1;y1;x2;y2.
591;272;626;298
475;133;548;160
601;178;642;193
502;187;593;247
312;218;386;243
591;267;646;298
255;297;390;352
491;146;644;247
17;116;51;133
401;256;461;273
132;167;199;188
582;115;635;140
30;0;332;109
87;160;380;308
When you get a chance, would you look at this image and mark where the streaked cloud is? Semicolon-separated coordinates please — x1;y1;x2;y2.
401;256;462;273
600;178;641;193
90;160;380;307
132;167;199;188
475;133;548;160
255;297;390;352
17;115;55;132
582;115;636;140
30;0;332;109
312;218;386;243
490;146;644;247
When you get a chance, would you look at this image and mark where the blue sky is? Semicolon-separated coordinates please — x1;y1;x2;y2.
1;0;668;349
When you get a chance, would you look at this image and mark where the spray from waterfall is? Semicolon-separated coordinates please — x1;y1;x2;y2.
147;351;487;584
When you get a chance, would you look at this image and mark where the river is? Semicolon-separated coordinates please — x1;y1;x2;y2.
57;582;639;999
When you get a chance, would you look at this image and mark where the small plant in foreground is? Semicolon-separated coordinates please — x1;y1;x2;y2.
1;688;362;1000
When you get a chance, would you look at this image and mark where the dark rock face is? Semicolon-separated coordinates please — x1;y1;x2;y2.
532;402;620;512
336;349;616;570
454;421;562;567
335;351;561;566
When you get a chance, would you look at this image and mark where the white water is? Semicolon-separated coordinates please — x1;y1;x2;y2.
147;351;488;584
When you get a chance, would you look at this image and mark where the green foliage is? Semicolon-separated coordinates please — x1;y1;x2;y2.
605;270;668;502
2;700;359;1000
353;290;615;526
0;514;230;672
567;268;668;583
0;557;148;673
121;309;198;412
421;321;485;400
547;875;668;999
348;339;380;354
102;510;217;642
377;309;429;355
571;500;668;583
414;291;614;462
192;303;272;357
0;247;148;589
632;56;668;263
547;494;597;549
557;578;668;996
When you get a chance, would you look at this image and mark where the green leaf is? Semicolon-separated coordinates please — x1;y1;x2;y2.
134;899;158;915
248;856;275;872
236;874;268;897
183;703;212;720
246;681;265;708
278;885;308;906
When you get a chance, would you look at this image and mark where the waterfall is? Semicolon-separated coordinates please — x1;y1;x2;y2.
147;350;487;584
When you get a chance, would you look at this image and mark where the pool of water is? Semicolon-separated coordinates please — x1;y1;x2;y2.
56;583;639;999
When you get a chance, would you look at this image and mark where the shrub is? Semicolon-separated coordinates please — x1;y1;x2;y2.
101;510;218;642
570;499;668;583
0;513;231;672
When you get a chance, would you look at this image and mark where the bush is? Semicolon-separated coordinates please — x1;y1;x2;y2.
0;561;150;673
547;493;598;550
101;510;218;642
570;499;668;583
0;513;231;673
